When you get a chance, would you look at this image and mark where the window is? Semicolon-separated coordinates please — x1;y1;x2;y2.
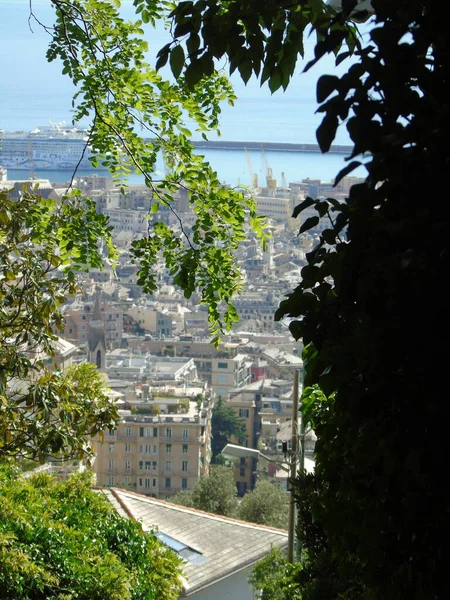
108;459;114;469
124;459;131;470
153;445;157;454
138;478;143;487
165;478;171;489
217;375;228;383
182;444;188;454
182;461;188;472
182;478;188;489
165;427;172;438
182;429;189;439
139;444;143;453
139;460;144;469
165;460;172;472
145;461;151;470
240;467;246;477
152;461;157;470
108;443;114;453
145;444;151;453
218;362;228;369
124;443;131;453
125;426;131;437
124;476;131;486
139;427;144;437
144;478;150;488
108;476;114;486
239;409;249;418
153;428;158;437
240;457;246;466
145;427;151;437
166;444;172;453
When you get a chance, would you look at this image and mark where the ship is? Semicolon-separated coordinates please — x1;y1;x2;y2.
0;122;107;171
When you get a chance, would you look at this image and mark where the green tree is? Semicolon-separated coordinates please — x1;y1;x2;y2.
172;464;238;516
32;0;270;345
154;0;450;597
211;397;247;461
248;547;301;600
0;466;182;599
238;479;288;529
0;189;118;462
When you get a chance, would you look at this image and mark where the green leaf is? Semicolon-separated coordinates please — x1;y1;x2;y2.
299;216;320;234
334;160;362;187
316;114;339;153
317;74;340;103
292;197;316;219
268;66;283;94
170;44;185;79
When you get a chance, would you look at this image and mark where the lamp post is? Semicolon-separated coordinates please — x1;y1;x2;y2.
222;368;313;563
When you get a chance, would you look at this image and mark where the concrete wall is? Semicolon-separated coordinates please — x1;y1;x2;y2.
187;569;257;600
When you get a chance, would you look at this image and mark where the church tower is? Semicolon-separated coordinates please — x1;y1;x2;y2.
87;297;106;371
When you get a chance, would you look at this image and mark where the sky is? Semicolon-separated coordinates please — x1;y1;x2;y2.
0;0;368;145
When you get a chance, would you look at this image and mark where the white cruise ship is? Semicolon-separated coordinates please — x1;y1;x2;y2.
0;123;107;170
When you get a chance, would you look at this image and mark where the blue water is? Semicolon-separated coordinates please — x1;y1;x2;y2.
6;148;363;188
0;1;367;186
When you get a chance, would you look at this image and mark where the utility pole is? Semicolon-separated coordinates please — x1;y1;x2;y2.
287;368;299;562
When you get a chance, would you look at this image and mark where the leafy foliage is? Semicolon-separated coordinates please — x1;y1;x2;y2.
211;396;247;461
172;464;238;516
274;1;450;598
0;189;118;461
156;0;358;91
40;0;270;343
156;0;450;597
248;547;301;600
239;479;288;529
0;467;182;599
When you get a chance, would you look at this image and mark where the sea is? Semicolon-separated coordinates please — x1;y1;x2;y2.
0;0;369;187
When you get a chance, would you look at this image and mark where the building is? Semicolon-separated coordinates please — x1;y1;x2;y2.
62;298;123;347
93;398;211;499
102;207;148;233
102;487;288;599
105;351;198;384
124;306;172;337
233;293;281;330
195;354;253;397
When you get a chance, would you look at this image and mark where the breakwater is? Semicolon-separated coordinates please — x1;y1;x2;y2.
190;140;352;154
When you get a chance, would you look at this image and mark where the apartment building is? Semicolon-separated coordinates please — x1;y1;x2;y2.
195;354;253;397
124;306;172;337
94;399;211;499
225;378;295;493
233;293;281;330
226;393;259;495
102;207;147;233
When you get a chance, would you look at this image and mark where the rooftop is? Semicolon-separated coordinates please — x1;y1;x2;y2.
101;488;288;597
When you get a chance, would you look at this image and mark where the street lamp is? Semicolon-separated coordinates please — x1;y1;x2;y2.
222;443;314;563
222;370;315;563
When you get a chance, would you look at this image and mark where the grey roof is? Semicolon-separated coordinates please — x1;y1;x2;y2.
102;488;288;597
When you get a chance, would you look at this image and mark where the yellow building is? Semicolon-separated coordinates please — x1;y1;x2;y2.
93;399;211;499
